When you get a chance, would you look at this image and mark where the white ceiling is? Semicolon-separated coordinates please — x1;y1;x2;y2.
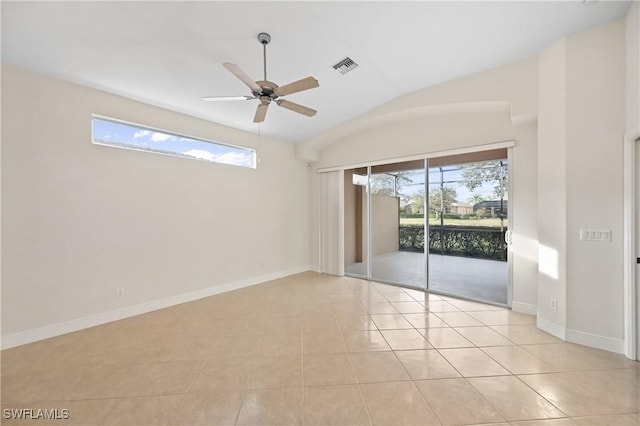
1;1;632;143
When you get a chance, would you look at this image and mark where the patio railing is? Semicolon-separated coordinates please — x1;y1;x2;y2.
399;225;507;261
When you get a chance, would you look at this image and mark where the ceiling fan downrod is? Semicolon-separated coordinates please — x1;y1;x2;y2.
257;32;271;82
201;30;318;124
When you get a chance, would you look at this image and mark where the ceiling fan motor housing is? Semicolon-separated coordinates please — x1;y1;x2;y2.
259;95;272;105
254;80;279;100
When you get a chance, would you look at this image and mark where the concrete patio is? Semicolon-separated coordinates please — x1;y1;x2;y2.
346;251;508;305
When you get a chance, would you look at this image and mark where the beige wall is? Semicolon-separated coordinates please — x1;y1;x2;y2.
297;56;538;162
537;19;627;347
537;38;568;330
314;108;516;170
1;65;309;341
628;1;640;134
511;118;539;312
564;20;626;340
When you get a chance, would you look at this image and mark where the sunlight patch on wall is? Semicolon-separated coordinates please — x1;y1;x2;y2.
510;233;539;263
538;244;559;280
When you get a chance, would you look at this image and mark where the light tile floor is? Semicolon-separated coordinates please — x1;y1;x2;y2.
1;272;638;425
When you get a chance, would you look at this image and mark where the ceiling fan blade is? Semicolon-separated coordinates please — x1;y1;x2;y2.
273;76;319;97
201;95;254;102
275;99;317;117
254;103;269;123
223;62;261;93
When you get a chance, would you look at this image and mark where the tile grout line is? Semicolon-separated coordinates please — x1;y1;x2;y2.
425;297;510;424
233;325;266;426
401;288;465;426
340;284;384;426
181;329;224;396
387;339;447;425
511;373;573;421
448;301;592;423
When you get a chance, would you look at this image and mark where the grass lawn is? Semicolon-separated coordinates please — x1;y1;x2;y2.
400;217;506;227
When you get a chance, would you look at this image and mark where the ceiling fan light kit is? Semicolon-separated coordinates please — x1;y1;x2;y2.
201;32;319;123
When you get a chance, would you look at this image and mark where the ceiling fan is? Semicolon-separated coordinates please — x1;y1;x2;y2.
201;32;319;123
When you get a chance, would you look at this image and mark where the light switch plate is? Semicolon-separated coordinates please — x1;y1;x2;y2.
580;228;611;241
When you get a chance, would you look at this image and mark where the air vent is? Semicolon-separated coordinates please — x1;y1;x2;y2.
332;57;358;75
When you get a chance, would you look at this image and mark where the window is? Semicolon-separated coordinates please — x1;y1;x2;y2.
91;116;256;169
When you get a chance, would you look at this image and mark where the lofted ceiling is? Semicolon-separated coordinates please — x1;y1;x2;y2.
1;1;632;143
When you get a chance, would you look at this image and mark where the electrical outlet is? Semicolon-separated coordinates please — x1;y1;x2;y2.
116;288;124;297
550;299;558;311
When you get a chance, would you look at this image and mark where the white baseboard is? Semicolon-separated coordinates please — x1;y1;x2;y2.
537;316;566;340
511;301;537;316
309;264;320;273
1;266;311;350
536;317;626;354
565;328;625;354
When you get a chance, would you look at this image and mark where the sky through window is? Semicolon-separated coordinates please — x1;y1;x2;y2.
91;117;256;169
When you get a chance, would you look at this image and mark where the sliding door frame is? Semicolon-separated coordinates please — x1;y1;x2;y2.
334;141;515;304
424;159;430;292
367;165;373;279
507;147;514;307
623;130;639;360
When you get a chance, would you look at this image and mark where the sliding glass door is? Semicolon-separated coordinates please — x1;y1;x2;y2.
344;149;510;305
370;161;427;289
344;161;428;289
427;158;509;304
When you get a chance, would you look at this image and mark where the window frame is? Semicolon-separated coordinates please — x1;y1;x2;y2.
91;114;257;169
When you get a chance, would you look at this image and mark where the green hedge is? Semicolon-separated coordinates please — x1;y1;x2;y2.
399;225;507;261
